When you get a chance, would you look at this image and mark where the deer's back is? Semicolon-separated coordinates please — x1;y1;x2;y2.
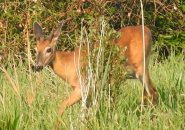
115;25;152;68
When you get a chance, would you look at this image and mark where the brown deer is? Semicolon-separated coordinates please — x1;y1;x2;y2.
33;22;157;116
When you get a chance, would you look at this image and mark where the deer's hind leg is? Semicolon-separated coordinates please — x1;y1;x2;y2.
134;64;158;105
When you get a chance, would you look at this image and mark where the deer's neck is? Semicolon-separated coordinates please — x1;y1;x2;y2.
49;51;57;69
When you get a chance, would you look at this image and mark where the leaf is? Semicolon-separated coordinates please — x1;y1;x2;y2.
180;5;185;12
12;114;20;130
159;34;173;40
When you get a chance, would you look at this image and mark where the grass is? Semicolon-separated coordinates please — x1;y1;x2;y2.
0;19;184;130
0;51;185;130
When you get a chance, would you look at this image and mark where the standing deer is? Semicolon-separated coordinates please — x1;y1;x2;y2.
33;22;157;116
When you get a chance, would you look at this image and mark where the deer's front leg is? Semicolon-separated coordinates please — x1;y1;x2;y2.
59;88;81;115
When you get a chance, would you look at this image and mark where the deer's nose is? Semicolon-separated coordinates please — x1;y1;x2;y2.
32;64;43;72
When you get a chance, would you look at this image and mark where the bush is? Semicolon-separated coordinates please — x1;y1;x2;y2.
0;0;184;63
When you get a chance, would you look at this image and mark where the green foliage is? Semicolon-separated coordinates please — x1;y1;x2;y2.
0;0;185;62
0;51;185;130
156;31;185;56
0;1;185;129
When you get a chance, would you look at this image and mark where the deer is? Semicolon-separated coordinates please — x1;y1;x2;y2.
32;22;158;116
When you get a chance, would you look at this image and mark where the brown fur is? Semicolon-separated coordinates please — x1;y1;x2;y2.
33;23;158;116
116;26;157;104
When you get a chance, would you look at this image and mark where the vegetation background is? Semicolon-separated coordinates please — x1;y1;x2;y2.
0;0;185;130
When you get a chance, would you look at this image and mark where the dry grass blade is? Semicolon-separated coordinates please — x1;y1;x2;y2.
0;66;20;98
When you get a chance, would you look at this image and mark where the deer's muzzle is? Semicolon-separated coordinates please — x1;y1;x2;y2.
32;64;43;72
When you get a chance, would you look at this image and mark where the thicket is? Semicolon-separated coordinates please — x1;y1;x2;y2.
0;0;185;62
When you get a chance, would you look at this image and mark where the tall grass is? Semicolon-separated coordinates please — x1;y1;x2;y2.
1;51;185;130
0;22;185;130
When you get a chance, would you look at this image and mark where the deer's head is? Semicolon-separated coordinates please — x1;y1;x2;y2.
33;22;63;72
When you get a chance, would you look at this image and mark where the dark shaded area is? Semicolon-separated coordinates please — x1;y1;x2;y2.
0;0;185;64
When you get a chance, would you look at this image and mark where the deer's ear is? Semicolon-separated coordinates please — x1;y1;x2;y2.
48;21;64;45
51;27;61;43
33;22;44;41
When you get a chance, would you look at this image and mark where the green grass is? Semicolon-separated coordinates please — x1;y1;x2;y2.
0;53;185;130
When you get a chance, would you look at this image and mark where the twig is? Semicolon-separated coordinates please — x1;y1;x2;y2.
139;0;146;126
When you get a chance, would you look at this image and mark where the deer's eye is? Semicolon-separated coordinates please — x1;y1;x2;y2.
46;47;52;53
